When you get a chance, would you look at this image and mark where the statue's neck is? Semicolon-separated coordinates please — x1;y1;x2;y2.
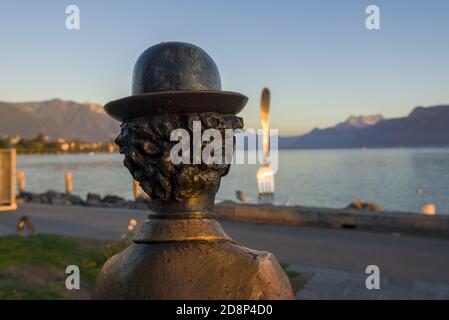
148;186;217;216
133;185;234;243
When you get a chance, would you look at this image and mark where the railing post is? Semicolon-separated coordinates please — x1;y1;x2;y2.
65;171;73;193
17;170;25;193
0;148;17;211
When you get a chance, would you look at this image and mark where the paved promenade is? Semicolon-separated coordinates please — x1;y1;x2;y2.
1;204;449;299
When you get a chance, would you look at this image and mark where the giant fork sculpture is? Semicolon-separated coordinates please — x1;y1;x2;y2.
257;88;275;198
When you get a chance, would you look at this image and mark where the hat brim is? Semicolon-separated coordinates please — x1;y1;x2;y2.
104;91;248;121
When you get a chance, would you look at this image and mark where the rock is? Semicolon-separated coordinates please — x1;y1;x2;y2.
17;189;131;209
102;194;128;207
346;199;383;212
38;190;62;205
347;199;364;210
420;203;436;215
39;194;50;204
50;197;66;205
64;193;86;206
102;195;125;203
33;190;83;206
236;190;250;203
17;191;40;203
86;193;103;207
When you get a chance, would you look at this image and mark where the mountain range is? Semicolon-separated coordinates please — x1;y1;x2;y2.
0;99;119;142
279;105;449;149
1;99;448;148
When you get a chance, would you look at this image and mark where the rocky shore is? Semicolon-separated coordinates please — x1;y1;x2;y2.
16;190;149;210
16;190;383;213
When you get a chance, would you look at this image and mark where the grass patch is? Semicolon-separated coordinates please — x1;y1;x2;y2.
0;234;128;300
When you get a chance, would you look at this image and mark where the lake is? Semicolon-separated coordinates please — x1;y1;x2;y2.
16;148;449;214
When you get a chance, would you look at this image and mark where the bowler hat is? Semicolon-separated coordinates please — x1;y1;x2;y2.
104;42;248;121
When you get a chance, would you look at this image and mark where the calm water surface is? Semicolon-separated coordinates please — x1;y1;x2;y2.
17;149;449;214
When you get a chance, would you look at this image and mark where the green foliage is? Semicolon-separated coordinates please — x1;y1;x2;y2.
0;136;11;148
0;234;128;300
0;283;64;300
0;133;115;154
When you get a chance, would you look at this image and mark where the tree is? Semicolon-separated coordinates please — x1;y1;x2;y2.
0;136;12;149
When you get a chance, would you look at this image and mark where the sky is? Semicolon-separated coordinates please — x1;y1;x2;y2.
0;0;448;136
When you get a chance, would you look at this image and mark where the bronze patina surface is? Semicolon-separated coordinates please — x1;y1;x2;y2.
104;42;247;121
94;241;293;299
93;42;294;300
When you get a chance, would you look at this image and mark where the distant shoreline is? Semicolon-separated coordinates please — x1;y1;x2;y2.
12;145;449;156
0;133;118;154
15;150;118;155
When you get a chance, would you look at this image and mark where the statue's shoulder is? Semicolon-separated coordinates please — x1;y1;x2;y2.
93;241;295;300
92;246;132;299
221;243;296;300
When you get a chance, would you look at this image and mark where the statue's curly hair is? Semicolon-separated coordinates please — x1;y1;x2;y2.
115;113;243;201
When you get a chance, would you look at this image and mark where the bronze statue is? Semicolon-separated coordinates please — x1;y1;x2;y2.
93;42;294;300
